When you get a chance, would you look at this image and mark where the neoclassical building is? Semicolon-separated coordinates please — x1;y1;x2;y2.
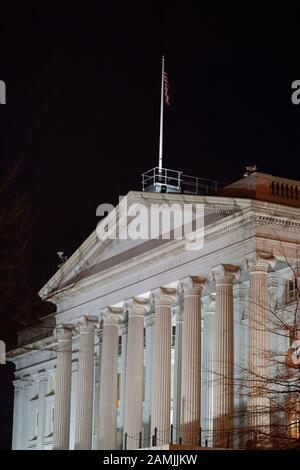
8;169;300;450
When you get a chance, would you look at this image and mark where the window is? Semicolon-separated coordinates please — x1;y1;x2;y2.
290;415;300;439
287;278;298;303
50;406;54;434
289;279;297;292
118;336;122;356
51;374;56;393
46;374;55;396
287;394;300;439
30;379;40;401
33;409;39;439
116;373;121;408
289;330;295;348
172;326;176;347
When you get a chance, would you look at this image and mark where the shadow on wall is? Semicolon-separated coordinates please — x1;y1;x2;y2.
0;362;15;450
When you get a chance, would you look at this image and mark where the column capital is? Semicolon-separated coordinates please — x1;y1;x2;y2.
124;296;150;317
151;286;178;307
13;378;25;390
202;294;215;314
100;307;123;324
76;315;98;333
245;251;276;273
103;316;120;326
212;264;240;284
54;324;75;341
180;275;207;296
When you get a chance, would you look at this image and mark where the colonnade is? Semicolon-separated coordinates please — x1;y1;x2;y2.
15;253;276;450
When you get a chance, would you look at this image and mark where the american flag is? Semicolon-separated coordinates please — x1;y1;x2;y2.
164;70;170;106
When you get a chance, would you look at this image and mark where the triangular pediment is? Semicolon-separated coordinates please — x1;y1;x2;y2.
39;191;251;300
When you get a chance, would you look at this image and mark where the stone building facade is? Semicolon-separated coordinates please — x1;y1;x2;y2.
9;171;300;449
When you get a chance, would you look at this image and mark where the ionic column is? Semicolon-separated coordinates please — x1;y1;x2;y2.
233;283;247;449
37;371;48;449
212;264;239;448
119;317;128;448
246;252;275;442
144;309;155;447
173;301;183;444
93;327;103;450
97;326;103;387
151;287;177;445
22;379;33;449
201;294;215;447
124;298;148;449
98;313;119;450
74;316;97;450
180;276;207;445
12;379;24;449
69;360;78;450
268;272;286;353
53;325;73;450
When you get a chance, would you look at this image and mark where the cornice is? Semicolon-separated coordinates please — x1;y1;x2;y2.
255;215;300;231
39;195;300;300
45;207;300;310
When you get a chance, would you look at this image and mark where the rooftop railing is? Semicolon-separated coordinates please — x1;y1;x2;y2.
142;167;222;195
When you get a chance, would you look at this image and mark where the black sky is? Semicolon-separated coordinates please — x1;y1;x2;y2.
1;3;300;294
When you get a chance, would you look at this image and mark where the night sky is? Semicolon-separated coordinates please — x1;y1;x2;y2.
1;4;300;312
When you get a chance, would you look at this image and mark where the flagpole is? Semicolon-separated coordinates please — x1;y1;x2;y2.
158;55;165;171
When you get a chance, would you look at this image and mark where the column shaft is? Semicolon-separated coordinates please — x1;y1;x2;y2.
53;326;73;450
213;268;236;448
233;284;247;449
93;329;103;450
75;321;95;449
12;382;24;449
202;297;215;447
173;304;183;444
37;373;48;449
22;382;33;449
98;317;119;449
151;295;172;444
119;321;128;448
123;306;145;449
181;286;202;445
144;312;155;447
248;261;271;438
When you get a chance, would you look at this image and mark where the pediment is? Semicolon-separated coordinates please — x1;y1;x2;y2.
39;191;251;300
